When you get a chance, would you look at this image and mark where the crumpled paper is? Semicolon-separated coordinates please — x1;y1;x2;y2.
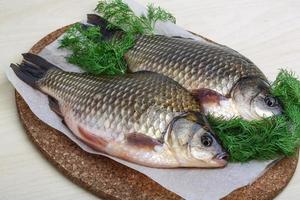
5;0;274;199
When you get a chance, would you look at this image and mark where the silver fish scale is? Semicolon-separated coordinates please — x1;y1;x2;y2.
125;35;267;95
38;70;201;139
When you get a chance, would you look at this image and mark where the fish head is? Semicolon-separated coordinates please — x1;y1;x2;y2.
232;77;282;120
164;112;228;168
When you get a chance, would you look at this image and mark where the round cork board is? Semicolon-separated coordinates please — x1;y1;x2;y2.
15;25;298;200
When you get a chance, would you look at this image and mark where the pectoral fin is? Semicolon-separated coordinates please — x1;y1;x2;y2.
192;88;237;118
126;133;162;150
191;88;226;106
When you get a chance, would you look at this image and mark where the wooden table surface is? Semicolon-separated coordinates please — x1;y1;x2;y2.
0;0;299;199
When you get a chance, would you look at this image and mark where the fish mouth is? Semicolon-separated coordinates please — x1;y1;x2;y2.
212;152;229;167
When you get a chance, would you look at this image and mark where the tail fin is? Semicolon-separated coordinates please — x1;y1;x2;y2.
10;53;59;88
87;14;121;40
87;14;110;28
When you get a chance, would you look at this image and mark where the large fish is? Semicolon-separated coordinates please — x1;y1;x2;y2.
87;14;282;120
11;53;228;168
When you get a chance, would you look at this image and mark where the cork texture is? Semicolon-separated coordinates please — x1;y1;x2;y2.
14;25;298;200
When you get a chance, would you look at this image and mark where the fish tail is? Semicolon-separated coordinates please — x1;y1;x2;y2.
87;14;120;40
87;14;110;27
10;53;59;89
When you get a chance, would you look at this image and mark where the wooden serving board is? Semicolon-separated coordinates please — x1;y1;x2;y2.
15;26;299;200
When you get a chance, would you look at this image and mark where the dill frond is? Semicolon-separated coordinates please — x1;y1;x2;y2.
60;23;133;75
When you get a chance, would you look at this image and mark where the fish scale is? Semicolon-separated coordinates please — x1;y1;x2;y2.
125;34;266;95
37;70;200;139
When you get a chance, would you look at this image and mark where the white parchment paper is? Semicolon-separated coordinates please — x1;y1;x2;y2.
5;0;273;199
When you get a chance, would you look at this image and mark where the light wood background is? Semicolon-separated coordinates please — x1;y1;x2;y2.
0;0;299;199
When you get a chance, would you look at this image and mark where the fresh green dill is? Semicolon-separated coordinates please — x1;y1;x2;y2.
60;23;132;75
95;0;176;35
210;70;300;162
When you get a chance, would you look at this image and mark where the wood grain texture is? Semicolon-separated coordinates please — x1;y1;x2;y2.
1;0;300;200
15;24;299;200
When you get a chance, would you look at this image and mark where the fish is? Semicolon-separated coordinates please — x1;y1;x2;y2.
87;14;283;120
11;53;228;168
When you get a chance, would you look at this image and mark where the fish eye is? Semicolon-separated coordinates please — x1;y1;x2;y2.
264;96;276;107
201;133;213;147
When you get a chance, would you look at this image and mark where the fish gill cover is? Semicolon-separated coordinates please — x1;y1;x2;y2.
59;0;300;162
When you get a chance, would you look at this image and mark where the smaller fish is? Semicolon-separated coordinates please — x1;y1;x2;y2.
11;53;228;168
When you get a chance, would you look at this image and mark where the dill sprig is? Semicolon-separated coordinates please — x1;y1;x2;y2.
95;0;176;35
210;70;300;162
60;23;133;75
